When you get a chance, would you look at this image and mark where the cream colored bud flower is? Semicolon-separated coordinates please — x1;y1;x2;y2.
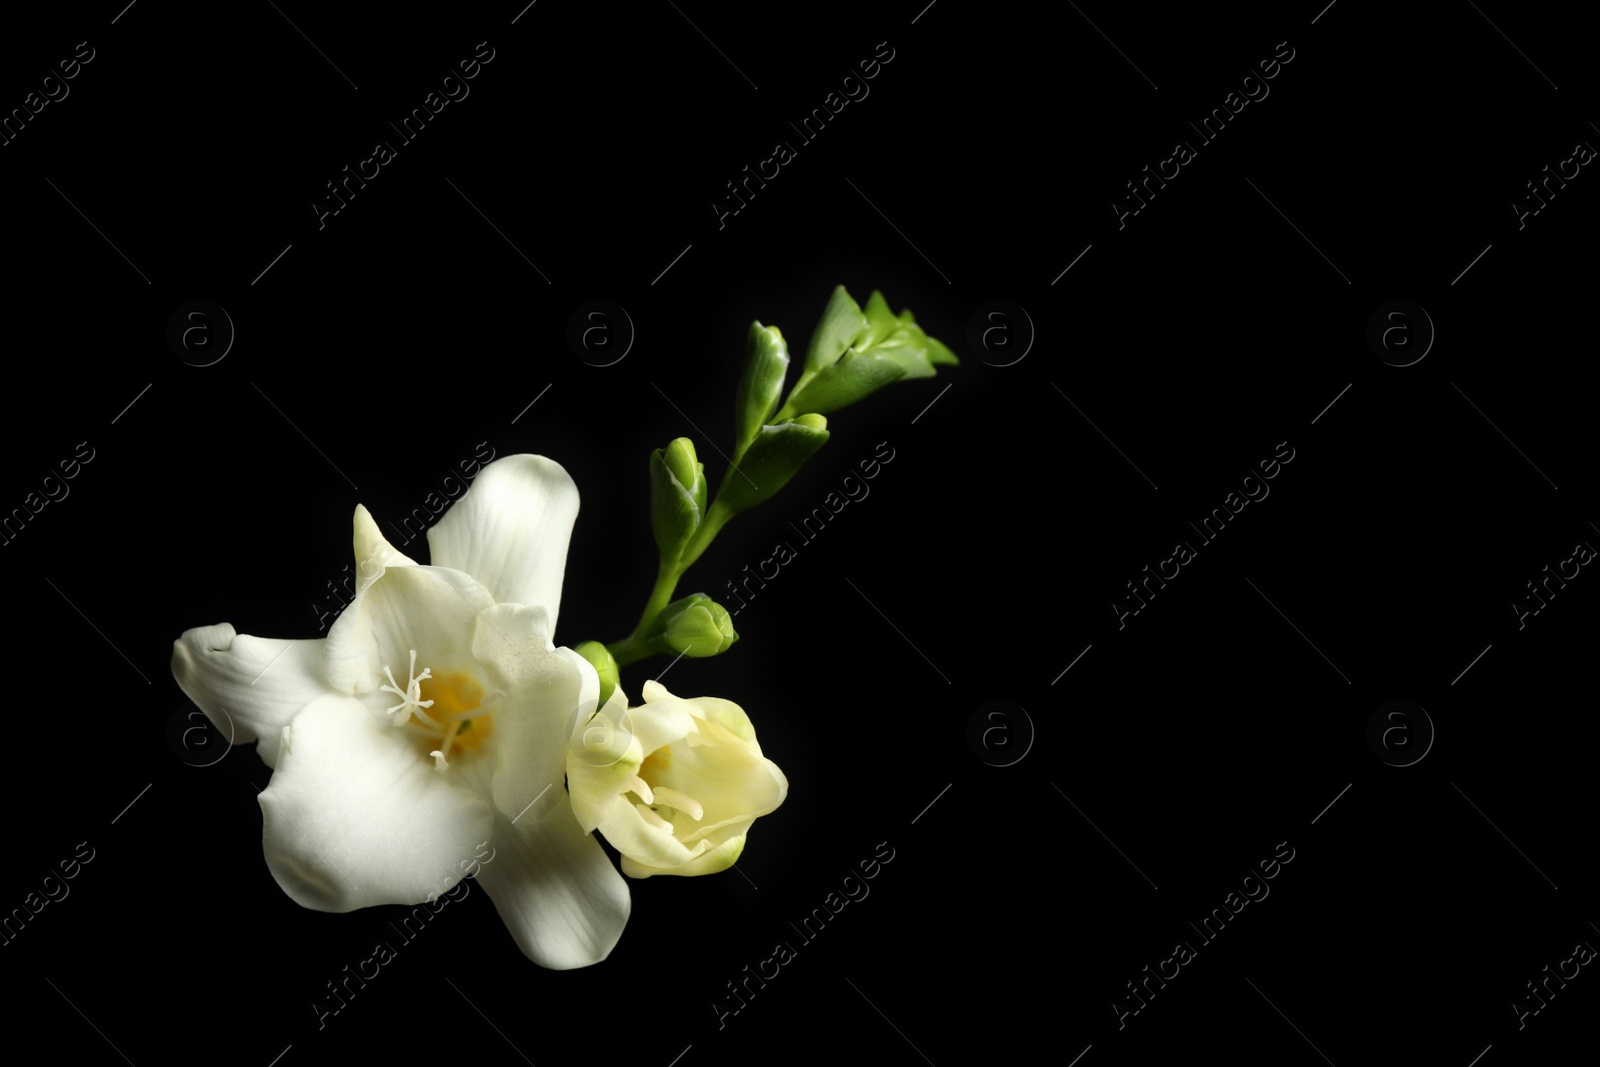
567;681;787;877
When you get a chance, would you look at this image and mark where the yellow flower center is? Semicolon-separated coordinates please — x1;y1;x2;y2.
640;746;671;780
379;650;493;772
417;671;493;767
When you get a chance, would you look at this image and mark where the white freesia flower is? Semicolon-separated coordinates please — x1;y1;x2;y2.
567;681;787;877
170;455;630;969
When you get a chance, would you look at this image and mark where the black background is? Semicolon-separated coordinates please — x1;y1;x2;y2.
2;2;1595;1065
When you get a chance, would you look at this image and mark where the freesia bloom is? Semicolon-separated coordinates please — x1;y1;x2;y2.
567;681;787;877
171;456;629;969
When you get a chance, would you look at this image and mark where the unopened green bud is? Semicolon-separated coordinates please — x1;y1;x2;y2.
859;289;900;348
716;419;830;515
654;595;738;658
573;640;620;709
649;437;707;562
774;287;957;422
662;438;704;503
803;285;869;375
734;323;790;462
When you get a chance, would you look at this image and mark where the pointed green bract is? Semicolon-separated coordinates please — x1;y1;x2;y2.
734;322;790;463
869;319;942;379
804;285;870;375
715;418;830;515
649;437;706;562
926;333;959;366
861;289;900;348
779;357;908;418
775;287;959;421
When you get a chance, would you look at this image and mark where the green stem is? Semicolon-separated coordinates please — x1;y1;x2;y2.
775;367;817;424
605;492;744;665
606;560;679;664
633;557;681;627
607;631;659;667
677;497;734;571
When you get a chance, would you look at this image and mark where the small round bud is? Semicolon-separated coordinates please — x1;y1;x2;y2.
659;596;738;658
573;640;621;709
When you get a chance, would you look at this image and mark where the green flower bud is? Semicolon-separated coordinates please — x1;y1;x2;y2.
734;322;790;463
778;352;905;419
716;418;830;515
803;285;869;376
662;437;704;502
573;640;621;709
652;595;739;658
649;437;707;562
775;288;958;422
860;289;900;348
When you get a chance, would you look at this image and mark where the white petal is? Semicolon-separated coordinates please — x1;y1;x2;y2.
621;835;745;879
470;602;559;690
474;806;630;969
555;645;601;720
565;689;696;833
171;624;328;767
629;693;700;754
595;798;711;872
259;694;493;911
643;680;756;741
325;563;497;695
652;786;703;821
469;606;593;822
659;722;788;833
426;455;579;631
353;504;417;589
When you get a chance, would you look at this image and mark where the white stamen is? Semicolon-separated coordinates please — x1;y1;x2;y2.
626;775;654;805
652;786;703;821
380;649;437;728
430;749;449;771
432;720;463;769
